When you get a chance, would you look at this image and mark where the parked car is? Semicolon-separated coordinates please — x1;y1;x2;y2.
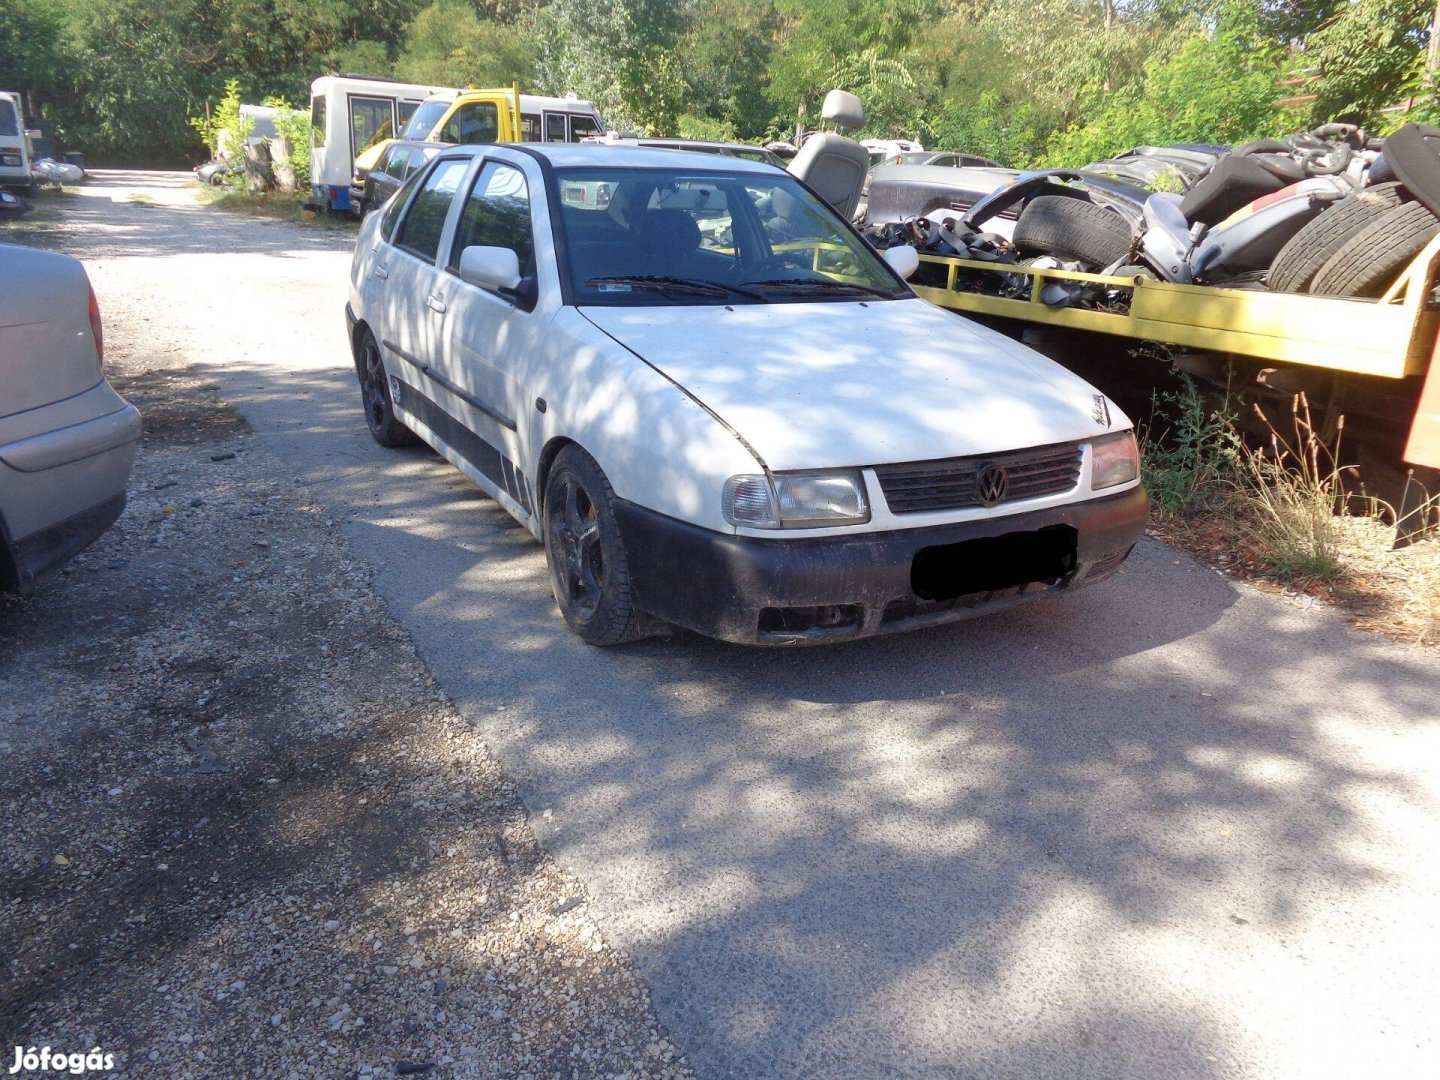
862;138;924;167
0;90;35;194
581;133;788;169
888;151;1004;169
346;145;1146;646
359;139;445;216
195;158;236;186
0;245;140;595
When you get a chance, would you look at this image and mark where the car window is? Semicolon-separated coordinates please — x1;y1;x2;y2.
450;161;536;285
393;158;468;262
378;143;402;177
310;96;326;149
404;99;449;140
0;101;18;138
544;113;567;143
441;102;499;145
380;169;424;241
554;166;907;306
569;114;601;141
350;96;394;157
520;113;541;141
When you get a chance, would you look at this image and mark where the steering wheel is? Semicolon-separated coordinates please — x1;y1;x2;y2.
754;249;815;275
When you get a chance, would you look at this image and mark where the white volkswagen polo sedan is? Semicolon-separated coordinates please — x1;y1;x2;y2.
346;144;1146;646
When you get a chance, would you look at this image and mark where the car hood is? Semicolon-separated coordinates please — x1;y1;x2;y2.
578;297;1128;472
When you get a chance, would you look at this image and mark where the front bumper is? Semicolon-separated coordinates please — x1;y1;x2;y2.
614;485;1149;645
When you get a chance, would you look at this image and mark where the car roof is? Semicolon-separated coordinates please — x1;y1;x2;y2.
444;142;783;174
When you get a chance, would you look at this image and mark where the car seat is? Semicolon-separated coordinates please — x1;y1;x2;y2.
788;90;870;221
636;208;703;275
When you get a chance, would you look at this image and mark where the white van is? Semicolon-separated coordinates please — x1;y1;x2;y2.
309;75;454;212
0;91;34;193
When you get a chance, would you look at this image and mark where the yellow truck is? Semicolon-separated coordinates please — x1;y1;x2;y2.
349;84;605;204
900;236;1440;480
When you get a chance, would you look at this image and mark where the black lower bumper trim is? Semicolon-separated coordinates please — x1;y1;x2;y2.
2;491;128;595
613;486;1148;645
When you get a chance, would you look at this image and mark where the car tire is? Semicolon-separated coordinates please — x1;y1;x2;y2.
1013;195;1134;268
357;331;419;448
1309;200;1440;298
1267;182;1405;293
542;445;646;646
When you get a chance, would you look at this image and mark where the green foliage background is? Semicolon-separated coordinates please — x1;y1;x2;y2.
2;0;1438;164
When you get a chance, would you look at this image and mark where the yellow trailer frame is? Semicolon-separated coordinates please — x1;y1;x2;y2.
907;234;1440;467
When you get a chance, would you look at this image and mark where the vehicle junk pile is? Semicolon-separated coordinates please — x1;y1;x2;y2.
862;123;1440;312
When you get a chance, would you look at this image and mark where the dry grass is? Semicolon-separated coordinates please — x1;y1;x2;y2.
195;181;356;230
1146;388;1440;649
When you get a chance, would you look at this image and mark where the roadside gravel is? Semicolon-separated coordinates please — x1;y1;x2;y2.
0;188;692;1080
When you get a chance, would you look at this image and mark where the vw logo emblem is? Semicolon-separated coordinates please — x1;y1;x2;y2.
975;463;1008;506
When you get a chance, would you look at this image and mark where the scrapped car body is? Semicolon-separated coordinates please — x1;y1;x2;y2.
863;162;1021;234
0;244;140;594
346;144;1146;646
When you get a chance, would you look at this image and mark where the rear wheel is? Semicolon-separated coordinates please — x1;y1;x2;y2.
542;446;645;646
357;331;418;448
1310;200;1440;298
1267;182;1405;294
1014;195;1134;268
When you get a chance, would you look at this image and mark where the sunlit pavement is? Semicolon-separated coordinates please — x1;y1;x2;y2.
64;170;1440;1079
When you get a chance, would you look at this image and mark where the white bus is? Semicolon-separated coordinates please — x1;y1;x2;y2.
309;75;454;212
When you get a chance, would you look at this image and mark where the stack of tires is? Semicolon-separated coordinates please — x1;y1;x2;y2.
1268;124;1440;298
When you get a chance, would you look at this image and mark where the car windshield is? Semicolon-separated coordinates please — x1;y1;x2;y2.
0;101;18;138
554;166;909;306
403;99;450;139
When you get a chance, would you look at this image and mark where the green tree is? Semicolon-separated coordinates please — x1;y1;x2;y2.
393;0;533;87
60;0;205;162
529;0;689;132
1045;0;1283;163
1302;0;1432;124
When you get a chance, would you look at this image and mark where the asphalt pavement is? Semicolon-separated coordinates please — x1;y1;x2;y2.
64;172;1440;1079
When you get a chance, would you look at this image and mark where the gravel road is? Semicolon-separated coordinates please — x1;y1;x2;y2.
1;176;691;1080
5;172;1440;1080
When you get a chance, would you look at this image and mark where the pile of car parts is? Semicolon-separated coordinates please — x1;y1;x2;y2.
865;124;1440;308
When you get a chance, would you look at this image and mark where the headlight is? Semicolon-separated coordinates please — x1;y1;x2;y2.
723;471;870;528
1090;431;1139;490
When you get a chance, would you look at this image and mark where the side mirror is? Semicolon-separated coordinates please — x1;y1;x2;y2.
458;245;522;293
883;244;920;280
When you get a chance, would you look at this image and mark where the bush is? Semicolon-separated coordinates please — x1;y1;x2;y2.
1139;375;1243;520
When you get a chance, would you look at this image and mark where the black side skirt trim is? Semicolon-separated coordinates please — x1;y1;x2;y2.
394;377;536;510
382;338;517;431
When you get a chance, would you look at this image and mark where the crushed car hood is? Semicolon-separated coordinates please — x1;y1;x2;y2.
578;297;1129;472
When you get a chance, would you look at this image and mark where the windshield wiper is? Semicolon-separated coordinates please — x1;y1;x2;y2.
584;276;769;301
739;277;901;299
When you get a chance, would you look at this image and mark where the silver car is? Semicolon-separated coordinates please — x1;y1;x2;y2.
0;244;140;594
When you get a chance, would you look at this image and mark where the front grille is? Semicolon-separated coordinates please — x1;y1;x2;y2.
875;442;1083;514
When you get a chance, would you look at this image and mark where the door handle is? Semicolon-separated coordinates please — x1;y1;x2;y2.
372;265;389;280
425;294;447;314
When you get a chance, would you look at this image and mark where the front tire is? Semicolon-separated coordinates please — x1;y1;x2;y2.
542;446;645;646
357;331;418;448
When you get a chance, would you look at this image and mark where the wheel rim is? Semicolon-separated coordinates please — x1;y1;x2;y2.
360;339;388;432
550;474;604;621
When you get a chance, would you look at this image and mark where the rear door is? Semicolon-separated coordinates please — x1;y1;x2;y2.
373;156;473;411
